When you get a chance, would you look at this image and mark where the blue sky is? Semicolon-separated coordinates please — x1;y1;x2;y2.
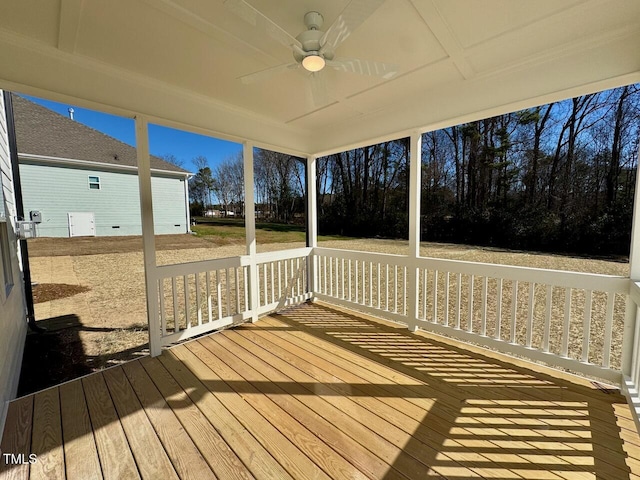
23;95;242;173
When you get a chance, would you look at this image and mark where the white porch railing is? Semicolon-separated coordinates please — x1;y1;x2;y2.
313;247;630;384
155;256;251;346
255;248;312;315
150;245;640;423
623;282;640;429
153;247;311;346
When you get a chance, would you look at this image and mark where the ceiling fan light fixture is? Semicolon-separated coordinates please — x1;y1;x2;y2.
302;54;325;72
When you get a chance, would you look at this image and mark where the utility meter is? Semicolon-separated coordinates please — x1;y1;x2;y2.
30;211;42;224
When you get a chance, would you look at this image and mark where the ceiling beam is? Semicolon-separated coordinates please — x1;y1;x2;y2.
409;0;475;80
57;0;84;53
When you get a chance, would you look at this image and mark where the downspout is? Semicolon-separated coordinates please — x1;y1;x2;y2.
3;91;41;332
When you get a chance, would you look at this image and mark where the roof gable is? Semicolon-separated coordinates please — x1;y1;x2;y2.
11;95;189;174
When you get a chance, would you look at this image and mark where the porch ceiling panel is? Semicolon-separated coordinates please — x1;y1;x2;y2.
0;0;638;156
310;26;640;154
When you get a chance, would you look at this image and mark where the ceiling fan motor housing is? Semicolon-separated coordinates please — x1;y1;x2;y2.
293;12;334;62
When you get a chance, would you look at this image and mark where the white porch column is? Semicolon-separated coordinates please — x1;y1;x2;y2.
307;155;318;297
135;115;161;357
622;147;640;377
407;131;422;332
243;142;259;322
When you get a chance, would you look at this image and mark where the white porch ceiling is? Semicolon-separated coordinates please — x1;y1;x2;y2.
0;0;638;156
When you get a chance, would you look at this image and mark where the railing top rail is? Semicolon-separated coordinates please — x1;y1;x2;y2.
156;255;249;278
312;246;629;293
313;246;408;262
155;247;313;279
414;256;629;292
255;247;312;263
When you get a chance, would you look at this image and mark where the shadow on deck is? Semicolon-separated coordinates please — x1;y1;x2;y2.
1;302;639;479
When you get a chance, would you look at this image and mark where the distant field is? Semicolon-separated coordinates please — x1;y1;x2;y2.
192;217;346;245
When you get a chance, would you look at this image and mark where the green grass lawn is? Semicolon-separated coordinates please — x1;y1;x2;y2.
191;218;347;245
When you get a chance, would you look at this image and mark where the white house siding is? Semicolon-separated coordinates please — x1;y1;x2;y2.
19;161;189;237
0;92;27;436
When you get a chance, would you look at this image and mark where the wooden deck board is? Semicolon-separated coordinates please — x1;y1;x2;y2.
121;361;214;480
259;308;638;478
158;350;292;480
101;368;178;480
138;356;254;480
2;302;640;480
188;338;369;480
0;396;33;480
176;342;327;480
81;373;140;480
59;381;102;480
30;388;64;480
225;327;519;478
235;320;574;479
248;320;572;474
208;330;460;479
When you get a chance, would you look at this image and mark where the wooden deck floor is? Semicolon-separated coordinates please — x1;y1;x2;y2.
2;302;640;480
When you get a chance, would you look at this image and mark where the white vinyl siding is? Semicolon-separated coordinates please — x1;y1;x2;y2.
0;91;28;437
0;222;13;298
0;95;10;221
19;162;188;237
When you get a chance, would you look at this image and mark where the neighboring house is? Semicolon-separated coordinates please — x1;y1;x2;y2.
12;95;192;237
0;92;27;436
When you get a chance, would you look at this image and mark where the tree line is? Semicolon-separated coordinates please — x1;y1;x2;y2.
188;149;305;224
317;85;639;256
419;85;639;256
187;84;639;257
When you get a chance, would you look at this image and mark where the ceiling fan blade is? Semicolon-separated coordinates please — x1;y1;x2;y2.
224;0;302;50
309;72;330;107
320;0;385;53
326;58;398;79
239;62;299;84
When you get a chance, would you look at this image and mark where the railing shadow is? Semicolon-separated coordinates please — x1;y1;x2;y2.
271;302;634;480
17;314;149;396
3;302;637;479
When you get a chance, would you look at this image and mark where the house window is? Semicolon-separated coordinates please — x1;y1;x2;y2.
88;175;101;190
0;220;13;300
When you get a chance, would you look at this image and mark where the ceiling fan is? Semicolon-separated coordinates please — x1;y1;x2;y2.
224;0;398;105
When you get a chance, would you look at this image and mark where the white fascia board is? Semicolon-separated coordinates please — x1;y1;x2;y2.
18;153;192;178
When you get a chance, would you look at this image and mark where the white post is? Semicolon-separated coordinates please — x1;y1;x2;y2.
623;148;640;377
407;132;422;332
307;155;318;298
135;115;161;357
243;142;259;322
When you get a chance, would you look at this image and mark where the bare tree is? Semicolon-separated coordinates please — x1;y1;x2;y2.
212;154;244;217
160;153;184;168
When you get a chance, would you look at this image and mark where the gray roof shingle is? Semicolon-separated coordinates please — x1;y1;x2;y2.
12;94;189;174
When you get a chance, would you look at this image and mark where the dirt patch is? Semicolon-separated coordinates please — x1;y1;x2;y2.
32;283;91;303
